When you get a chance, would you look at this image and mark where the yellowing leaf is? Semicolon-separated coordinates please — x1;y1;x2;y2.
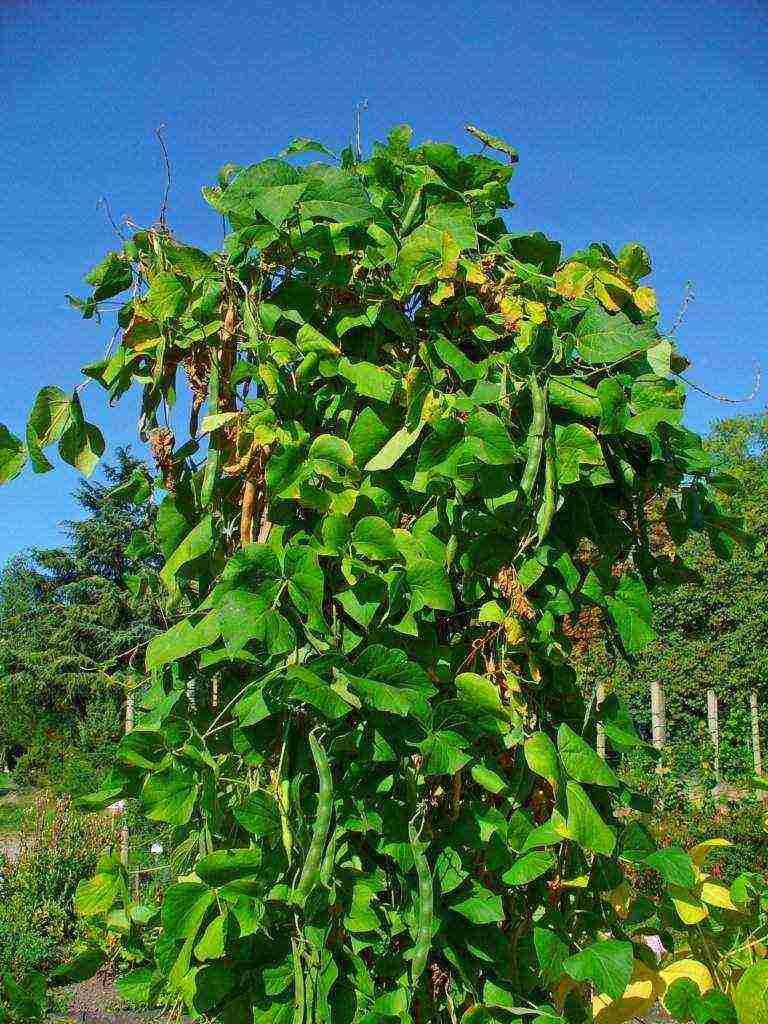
689;838;732;867
634;286;657;313
602;881;631;919
463;260;487;284
592;961;663;1024
700;880;737;911
669;885;709;924
554;262;592;299
593;270;634;312
659;958;712;1006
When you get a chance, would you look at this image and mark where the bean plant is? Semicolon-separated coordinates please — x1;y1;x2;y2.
2;124;766;1023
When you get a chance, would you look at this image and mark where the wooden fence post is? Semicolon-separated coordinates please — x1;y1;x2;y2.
120;686;134;868
596;681;606;760
707;688;721;782
750;690;763;776
650;679;666;766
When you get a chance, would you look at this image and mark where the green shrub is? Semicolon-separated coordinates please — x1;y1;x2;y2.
0;795;116;981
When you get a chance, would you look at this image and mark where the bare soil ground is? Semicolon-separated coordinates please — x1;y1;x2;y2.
54;976;162;1024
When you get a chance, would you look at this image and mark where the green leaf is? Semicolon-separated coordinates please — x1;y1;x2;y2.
456;672;511;733
432;333;481;382
159;515;215;595
162;881;216;940
534;927;569;986
419;730;472;776
645;847;696;888
665;978;701;1020
249;183;308;227
502;851;555;886
144;272;190;321
28;386;72;447
352;516;400;561
576;303;656;365
407;557;454;611
618;242;652;281
565;781;616;855
606;573;656;653
556;724;618;787
196;849;262;886
365;422;425;471
524;732;560;786
166;244;216;280
141;767;199;824
450;882;505;924
217;589;285;654
435;847;468;895
280;137;336;158
348;407;391;467
392;224;459;294
115;968;155;1006
145;610;220;670
286;666;352;719
554;423;604;485
309;434;356;474
49;946;106;986
424;201;477;249
0;425;27;482
548;376;601;419
195;913;227;961
74;858;122;916
234;791;282;836
85;251;133;300
59;395;105;476
734;962;768;1024
563;939;633;1000
339;358;397;402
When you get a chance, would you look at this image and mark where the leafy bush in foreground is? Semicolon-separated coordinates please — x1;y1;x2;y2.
3;123;766;1022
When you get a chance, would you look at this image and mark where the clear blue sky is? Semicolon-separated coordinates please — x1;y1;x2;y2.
0;0;765;565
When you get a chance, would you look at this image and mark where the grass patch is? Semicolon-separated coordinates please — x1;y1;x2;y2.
0;788;41;835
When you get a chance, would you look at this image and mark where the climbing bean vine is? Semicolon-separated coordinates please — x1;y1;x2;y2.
2;122;766;1024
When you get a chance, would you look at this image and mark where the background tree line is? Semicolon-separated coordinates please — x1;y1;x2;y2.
575;411;768;788
1;415;765;797
0;448;162;793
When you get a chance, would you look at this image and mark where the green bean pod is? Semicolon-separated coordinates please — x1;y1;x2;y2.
291;937;305;1024
319;825;340;888
292;730;333;905
408;817;433;985
520;374;547;498
536;431;557;542
295;351;319;386
200;356;221;508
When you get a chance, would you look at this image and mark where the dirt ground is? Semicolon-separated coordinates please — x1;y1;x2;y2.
55;975;161;1024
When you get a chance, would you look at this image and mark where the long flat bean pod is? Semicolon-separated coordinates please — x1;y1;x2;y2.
408;816;433;985
292;730;333;905
537;429;557;542
291;936;305;1024
200;355;221;508
520;374;547;498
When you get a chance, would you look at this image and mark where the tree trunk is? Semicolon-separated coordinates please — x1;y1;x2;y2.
707;688;720;782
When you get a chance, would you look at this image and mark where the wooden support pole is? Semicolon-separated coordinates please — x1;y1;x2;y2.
707;688;720;782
